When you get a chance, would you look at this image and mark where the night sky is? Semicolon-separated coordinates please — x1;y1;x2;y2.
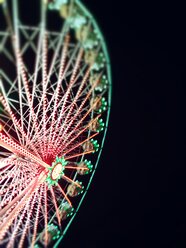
62;1;186;248
1;0;186;247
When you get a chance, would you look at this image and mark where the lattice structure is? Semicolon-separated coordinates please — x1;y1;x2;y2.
0;0;111;247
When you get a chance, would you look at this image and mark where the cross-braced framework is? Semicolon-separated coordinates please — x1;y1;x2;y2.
0;0;112;247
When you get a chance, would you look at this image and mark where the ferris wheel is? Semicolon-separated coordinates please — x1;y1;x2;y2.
0;0;112;247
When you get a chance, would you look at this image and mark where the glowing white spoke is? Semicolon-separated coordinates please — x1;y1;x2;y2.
0;79;22;144
18;189;38;248
15;46;44;152
46;22;69;87
0;90;42;158
59;66;91;142
31;187;42;248
47;35;69;154
50;187;61;227
44;183;48;247
12;0;25;146
60;48;84;115
0;133;50;169
7;200;29;248
62;115;100;153
49;48;83;149
27;30;43;141
54;77;100;150
39;42;80;137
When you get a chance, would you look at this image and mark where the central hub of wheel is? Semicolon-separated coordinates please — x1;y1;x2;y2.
46;157;67;187
51;163;63;180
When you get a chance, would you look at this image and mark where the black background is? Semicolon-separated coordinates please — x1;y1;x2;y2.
1;0;186;247
62;1;186;248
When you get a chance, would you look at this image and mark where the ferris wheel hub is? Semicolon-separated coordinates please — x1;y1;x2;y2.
46;157;67;187
51;162;63;180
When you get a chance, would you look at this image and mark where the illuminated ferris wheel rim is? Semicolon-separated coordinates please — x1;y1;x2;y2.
0;0;112;247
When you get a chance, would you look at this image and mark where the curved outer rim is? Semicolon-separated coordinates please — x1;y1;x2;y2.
53;0;112;247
